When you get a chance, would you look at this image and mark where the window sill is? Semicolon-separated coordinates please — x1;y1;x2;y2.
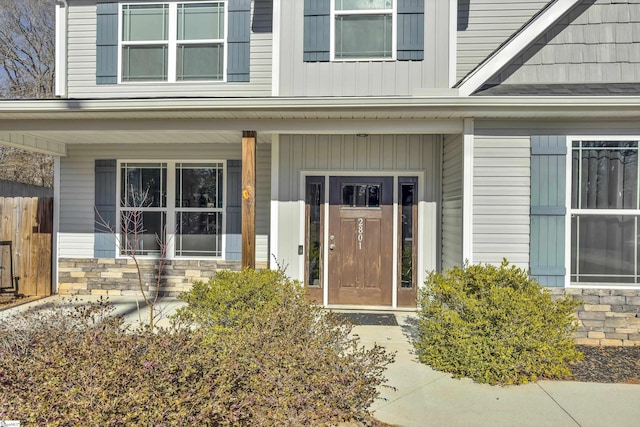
330;57;396;63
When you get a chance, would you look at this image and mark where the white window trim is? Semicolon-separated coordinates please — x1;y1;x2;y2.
117;1;228;84
566;135;640;289
330;0;397;62
116;159;227;260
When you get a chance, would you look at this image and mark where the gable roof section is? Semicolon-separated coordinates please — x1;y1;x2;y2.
456;0;583;96
483;0;640;89
456;0;550;81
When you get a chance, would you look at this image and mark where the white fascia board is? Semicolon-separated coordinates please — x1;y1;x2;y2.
4;96;640;120
3;95;640;112
457;0;583;96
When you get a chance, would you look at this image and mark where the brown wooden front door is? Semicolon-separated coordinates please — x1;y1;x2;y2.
328;177;393;306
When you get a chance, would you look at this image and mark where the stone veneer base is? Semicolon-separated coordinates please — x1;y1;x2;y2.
57;258;254;297
551;288;640;347
57;260;640;346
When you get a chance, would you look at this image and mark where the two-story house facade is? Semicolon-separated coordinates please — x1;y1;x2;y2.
2;0;640;344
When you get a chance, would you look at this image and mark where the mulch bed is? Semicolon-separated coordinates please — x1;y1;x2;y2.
568;345;640;384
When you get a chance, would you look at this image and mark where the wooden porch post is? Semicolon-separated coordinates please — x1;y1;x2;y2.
241;131;256;269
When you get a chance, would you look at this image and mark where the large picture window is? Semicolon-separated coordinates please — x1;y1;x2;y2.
121;2;226;82
333;0;395;60
570;140;640;284
119;161;225;258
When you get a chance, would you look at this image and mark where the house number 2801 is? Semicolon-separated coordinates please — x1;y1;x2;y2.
357;218;364;249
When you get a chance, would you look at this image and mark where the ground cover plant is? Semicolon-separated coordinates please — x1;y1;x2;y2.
0;270;394;426
414;260;582;385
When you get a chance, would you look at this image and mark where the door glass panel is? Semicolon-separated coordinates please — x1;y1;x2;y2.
342;184;381;207
306;179;324;287
355;185;367;206
400;183;414;288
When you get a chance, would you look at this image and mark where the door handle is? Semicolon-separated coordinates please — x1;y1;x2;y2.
329;243;336;250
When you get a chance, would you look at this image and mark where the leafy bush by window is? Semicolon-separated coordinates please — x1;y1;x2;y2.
414;260;582;385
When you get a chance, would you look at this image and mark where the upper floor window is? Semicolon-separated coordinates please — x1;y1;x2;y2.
121;2;226;82
333;0;395;60
303;0;423;64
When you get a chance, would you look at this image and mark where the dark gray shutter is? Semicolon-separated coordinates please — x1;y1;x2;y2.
95;160;117;258
397;0;424;61
226;160;242;261
252;0;273;33
228;0;251;82
530;136;567;287
96;2;118;85
303;0;330;62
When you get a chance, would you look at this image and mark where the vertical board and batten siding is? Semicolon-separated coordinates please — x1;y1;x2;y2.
441;134;463;270
488;0;640;85
226;160;242;261
281;0;450;96
67;1;271;97
472;135;531;268
457;0;549;81
530;136;566;287
59;143;270;263
277;134;440;280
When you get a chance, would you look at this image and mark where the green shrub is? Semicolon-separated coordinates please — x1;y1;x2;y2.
414;260;582;385
174;268;287;335
1;272;394;425
176;269;395;425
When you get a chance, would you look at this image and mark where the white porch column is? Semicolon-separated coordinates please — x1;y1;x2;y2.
462;118;474;263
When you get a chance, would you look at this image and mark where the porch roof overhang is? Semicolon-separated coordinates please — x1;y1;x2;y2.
2;95;640;156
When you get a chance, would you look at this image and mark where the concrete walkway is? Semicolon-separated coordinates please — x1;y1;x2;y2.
364;313;640;427
3;296;640;427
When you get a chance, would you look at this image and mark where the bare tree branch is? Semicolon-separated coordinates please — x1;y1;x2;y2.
0;0;55;187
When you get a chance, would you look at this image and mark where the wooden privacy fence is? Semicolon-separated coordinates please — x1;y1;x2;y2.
0;197;53;296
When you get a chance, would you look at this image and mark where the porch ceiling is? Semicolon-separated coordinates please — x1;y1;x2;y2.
2;95;640;156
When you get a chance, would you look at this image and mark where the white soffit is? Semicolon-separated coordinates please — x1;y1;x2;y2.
456;0;583;96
